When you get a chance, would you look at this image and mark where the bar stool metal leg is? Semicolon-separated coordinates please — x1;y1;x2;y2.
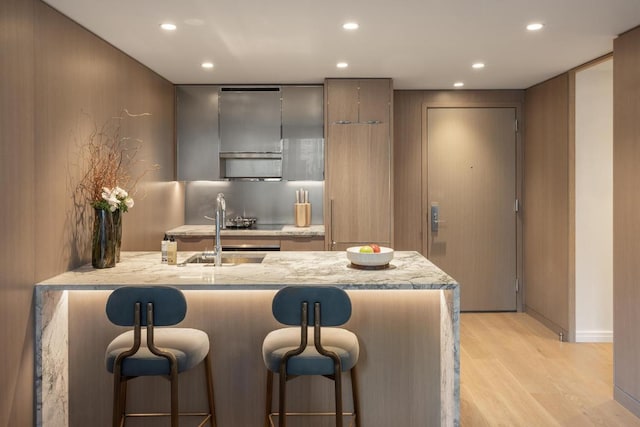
334;362;343;427
278;362;288;427
265;370;274;427
204;352;217;427
351;366;360;427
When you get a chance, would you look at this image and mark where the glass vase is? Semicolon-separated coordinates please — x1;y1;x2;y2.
92;207;116;268
113;209;122;262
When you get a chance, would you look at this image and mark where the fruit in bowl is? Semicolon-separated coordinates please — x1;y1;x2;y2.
347;245;394;267
358;243;381;254
359;245;374;253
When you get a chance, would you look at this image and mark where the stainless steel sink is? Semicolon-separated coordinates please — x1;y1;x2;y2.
181;252;265;266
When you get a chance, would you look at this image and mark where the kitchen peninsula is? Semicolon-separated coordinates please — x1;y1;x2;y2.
35;251;459;427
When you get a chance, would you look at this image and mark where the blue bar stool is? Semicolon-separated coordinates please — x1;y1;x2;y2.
262;286;361;427
105;286;217;427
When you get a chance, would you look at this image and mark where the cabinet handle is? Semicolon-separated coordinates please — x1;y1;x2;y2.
366;120;382;124
334;120;352;125
330;199;336;250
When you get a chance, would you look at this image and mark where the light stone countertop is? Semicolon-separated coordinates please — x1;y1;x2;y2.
166;224;325;237
36;250;458;290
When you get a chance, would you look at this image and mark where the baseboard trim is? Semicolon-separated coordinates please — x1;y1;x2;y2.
615;385;640;418
575;330;613;343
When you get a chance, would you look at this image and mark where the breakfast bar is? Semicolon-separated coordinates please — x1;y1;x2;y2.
35;251;460;426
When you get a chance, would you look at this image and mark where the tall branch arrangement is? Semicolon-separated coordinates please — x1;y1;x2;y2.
76;109;159;211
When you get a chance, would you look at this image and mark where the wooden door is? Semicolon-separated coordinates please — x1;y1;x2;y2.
327;123;391;249
427;108;517;311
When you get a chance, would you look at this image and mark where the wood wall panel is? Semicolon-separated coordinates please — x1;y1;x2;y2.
1;1;177;425
34;2;178;281
0;1;36;426
523;75;570;334
393;91;424;251
613;25;640;417
68;290;443;426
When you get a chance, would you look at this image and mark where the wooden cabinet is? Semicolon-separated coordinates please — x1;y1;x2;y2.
325;78;393;250
172;235;324;251
280;236;325;251
326;78;390;124
173;236;281;251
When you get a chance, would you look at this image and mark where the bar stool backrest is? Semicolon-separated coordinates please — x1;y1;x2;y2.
106;286;187;327
272;286;351;327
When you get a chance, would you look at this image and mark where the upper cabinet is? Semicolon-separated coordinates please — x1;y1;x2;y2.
326;78;391;124
281;86;325;181
176;86;220;181
176;85;324;181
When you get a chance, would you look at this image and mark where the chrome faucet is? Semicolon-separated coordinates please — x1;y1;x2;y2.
215;193;226;267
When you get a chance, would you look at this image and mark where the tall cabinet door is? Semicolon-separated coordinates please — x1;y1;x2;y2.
325;78;393;250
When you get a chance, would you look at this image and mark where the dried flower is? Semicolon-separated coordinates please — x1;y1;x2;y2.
76;110;158;212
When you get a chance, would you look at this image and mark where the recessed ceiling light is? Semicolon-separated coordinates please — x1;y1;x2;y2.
472;62;485;69
526;22;544;31
343;22;359;30
201;62;214;69
337;62;349;69
160;23;177;31
453;82;464;88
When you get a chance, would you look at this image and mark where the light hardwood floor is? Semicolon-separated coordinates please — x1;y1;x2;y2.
461;313;640;426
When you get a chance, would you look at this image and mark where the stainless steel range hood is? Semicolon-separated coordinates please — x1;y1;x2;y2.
217;86;324;181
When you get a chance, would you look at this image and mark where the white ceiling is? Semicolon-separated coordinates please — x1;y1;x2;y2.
42;0;640;89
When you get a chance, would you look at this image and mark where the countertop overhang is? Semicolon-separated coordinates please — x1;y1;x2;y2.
36;250;458;291
166;224;325;237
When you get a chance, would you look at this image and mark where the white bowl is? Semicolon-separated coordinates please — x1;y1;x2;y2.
346;246;394;267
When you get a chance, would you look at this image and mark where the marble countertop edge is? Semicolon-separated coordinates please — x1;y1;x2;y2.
166;224;325;237
35;251;460;291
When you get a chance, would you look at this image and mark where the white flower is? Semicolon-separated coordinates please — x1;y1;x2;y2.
101;188;111;200
97;186;135;212
114;186;128;198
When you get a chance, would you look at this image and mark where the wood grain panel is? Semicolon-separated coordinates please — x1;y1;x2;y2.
325;79;359;123
393;91;523;252
279;236;325;251
523;75;570;334
427;108;517;311
327;123;391;246
393;91;424;251
359;79;391;123
613;25;640;417
0;2;176;425
0;1;36;426
33;1;177;281
393;90;524;310
68;290;443;426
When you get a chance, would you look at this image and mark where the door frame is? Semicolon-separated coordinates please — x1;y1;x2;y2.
421;99;524;312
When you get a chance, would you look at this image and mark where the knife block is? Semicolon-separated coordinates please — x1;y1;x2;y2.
294;203;311;227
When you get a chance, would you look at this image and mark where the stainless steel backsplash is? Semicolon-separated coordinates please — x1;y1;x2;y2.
185;181;324;225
